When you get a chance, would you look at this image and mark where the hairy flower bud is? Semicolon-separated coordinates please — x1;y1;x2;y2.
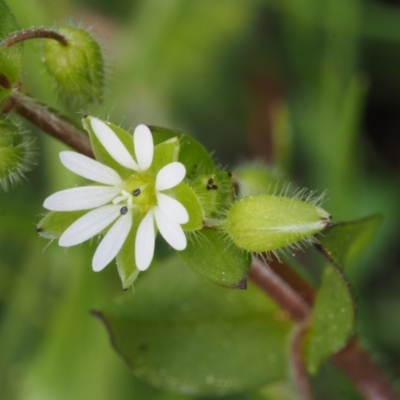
43;26;104;102
224;194;331;252
0;117;36;190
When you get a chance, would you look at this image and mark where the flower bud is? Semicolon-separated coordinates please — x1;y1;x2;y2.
224;194;331;252
0;117;36;190
43;26;104;102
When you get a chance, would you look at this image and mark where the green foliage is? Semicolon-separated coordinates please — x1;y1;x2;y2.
305;264;355;374
0;0;23;100
94;257;292;396
318;214;383;268
179;228;251;288
305;214;383;373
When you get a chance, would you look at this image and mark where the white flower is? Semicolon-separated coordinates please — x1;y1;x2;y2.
43;116;188;272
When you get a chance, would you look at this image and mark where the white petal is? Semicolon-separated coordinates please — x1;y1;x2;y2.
92;212;133;272
135;212;155;271
157;192;189;224
155;162;186;191
59;205;122;247
43;186;120;211
60;151;122;185
89;117;138;170
134;124;154;171
153;206;187;250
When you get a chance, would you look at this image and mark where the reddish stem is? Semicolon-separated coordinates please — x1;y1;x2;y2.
0;28;67;48
249;258;400;400
6;90;94;158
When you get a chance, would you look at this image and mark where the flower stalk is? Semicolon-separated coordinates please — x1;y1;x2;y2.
0;28;68;48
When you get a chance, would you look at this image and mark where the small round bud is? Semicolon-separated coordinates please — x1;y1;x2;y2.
43;26;104;102
225;194;331;252
0;117;37;191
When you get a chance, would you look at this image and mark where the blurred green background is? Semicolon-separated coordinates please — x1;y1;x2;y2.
1;0;400;399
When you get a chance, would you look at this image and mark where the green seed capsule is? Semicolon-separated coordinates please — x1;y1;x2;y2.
225;194;331;252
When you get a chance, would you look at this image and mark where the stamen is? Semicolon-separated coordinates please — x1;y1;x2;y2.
132;188;141;197
120;206;128;215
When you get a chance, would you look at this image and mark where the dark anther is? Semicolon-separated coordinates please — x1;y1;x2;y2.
207;178;214;185
120;206;128;215
227;171;232;178
83;114;88;118
211;184;218;190
132;188;141;197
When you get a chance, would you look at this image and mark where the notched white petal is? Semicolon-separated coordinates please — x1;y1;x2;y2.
155;162;186;191
89;117;138;170
60;151;122;185
134;124;154;171
59;205;121;247
154;207;187;250
43;186;120;211
157;192;189;224
92;212;133;272
135;212;155;271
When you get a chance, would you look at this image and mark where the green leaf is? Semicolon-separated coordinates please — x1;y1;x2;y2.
317;213;383;268
150;126;215;176
37;210;86;239
165;182;204;231
94;256;291;396
306;264;355;374
179;228;251;288
0;0;23;91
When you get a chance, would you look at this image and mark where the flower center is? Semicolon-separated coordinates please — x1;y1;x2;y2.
113;173;157;213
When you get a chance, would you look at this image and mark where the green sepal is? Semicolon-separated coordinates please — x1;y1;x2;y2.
305;264;355;374
0;0;23;92
93;256;291;396
116;216;141;289
179;228;251;288
148;137;179;176
317;213;383;268
37;210;87;239
164;182;204;231
225;195;331;253
149;126;215;176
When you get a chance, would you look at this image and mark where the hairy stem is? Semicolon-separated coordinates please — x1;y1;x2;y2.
249;258;399;400
5;90;93;158
0;28;67;48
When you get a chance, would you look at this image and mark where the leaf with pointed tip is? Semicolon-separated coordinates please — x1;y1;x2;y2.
94;257;291;396
306;264;355;374
178;228;251;288
317;213;383;268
